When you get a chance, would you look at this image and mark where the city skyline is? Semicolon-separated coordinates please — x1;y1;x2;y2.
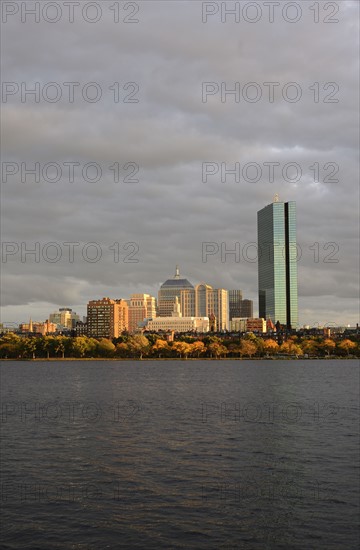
1;222;358;328
2;252;358;330
1;2;358;327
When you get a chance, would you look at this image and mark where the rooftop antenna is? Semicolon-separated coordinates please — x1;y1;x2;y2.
274;193;279;202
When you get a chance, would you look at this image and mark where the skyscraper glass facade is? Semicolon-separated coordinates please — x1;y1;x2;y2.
257;201;298;328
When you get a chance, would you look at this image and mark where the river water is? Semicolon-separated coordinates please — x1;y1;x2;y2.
1;359;359;549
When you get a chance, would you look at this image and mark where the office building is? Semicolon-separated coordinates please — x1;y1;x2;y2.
229;291;253;320
257;197;298;328
87;298;128;339
180;284;229;331
158;266;194;316
239;299;253;318
128;293;157;333
49;308;80;329
229;290;242;320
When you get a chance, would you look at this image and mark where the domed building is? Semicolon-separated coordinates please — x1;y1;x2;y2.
158;266;194;317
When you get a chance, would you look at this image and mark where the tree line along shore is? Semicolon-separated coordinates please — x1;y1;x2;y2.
0;332;359;360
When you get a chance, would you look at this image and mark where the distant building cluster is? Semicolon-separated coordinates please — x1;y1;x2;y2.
81;266;253;339
49;308;80;330
19;308;81;336
19;319;57;336
81;267;256;339
14;267;257;338
6;199;306;338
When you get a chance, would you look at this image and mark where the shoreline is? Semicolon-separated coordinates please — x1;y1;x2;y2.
1;356;357;362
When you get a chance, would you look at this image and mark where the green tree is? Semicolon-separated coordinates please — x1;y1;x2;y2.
20;338;37;359
115;342;129;358
203;335;222;347
127;335;150;359
53;336;72;358
97;338;116;357
41;335;57;359
253;337;264;356
71;337;91;358
142;333;159;346
0;333;22;358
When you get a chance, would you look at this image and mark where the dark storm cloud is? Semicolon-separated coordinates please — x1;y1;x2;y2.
1;0;359;326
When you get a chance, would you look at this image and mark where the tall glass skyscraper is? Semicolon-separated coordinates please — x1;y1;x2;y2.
257;199;298;328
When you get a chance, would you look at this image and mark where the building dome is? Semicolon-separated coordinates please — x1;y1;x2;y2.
161;278;194;289
160;266;194;289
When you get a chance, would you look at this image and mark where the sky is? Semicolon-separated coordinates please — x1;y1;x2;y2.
1;0;359;328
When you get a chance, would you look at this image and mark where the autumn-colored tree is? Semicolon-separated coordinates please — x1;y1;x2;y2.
337;339;356;356
190;341;205;358
227;343;241;357
172;341;192;359
152;339;169;358
280;340;303;356
301;339;319;356
208;342;228;358
263;339;279;356
239;340;257;358
321;338;336;357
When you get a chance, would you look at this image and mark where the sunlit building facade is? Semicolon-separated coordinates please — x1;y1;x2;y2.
158;266;194;317
145;297;209;333
257;199;298;328
128;293;157;333
230;317;266;333
49;308;80;329
180;284;228;331
87;298;128;339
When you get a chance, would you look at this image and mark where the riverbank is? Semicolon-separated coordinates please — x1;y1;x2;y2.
1;356;357;362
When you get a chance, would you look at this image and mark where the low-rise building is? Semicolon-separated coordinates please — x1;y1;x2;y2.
19;319;57;335
75;321;88;336
144;296;209;333
145;316;209;333
230;317;267;333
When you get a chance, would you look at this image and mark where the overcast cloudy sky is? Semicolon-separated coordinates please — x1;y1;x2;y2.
1;0;359;327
